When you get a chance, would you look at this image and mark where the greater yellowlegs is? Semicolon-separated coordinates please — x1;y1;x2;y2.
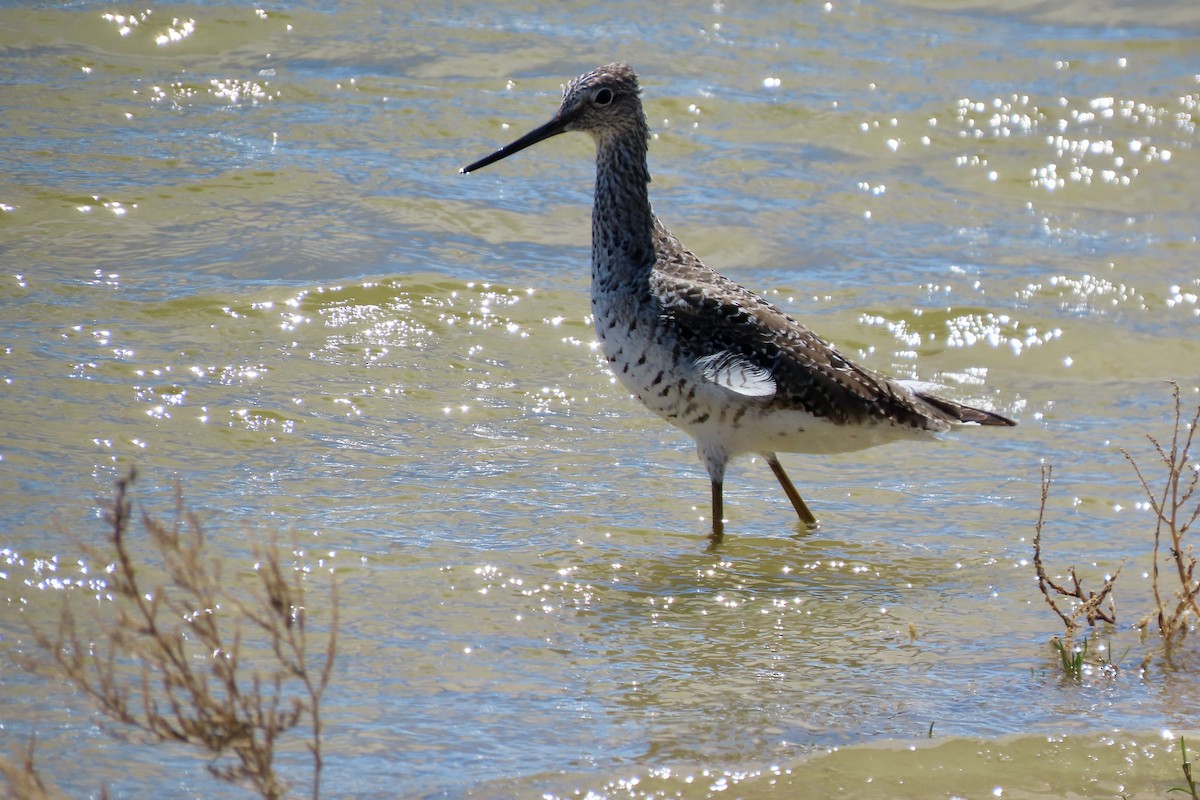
461;63;1015;539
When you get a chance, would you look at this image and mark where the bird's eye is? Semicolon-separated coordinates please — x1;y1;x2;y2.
593;87;614;106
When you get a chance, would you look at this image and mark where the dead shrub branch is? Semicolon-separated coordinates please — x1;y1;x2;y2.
1033;383;1200;676
1033;465;1122;640
1122;381;1200;642
18;468;338;800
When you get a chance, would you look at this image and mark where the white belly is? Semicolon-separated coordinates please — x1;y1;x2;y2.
684;403;929;458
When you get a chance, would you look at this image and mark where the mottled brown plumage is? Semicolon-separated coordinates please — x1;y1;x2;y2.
462;63;1015;539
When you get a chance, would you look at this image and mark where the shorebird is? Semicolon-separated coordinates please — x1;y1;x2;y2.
461;63;1015;539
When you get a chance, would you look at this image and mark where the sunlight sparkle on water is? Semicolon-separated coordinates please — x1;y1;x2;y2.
155;17;196;46
946;90;1190;191
101;9;151;36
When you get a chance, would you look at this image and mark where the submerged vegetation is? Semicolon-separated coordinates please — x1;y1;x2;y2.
4;469;338;800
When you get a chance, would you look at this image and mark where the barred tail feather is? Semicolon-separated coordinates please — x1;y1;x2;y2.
915;392;1017;427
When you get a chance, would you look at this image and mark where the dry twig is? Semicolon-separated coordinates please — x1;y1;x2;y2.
1122;382;1200;642
1033;465;1122;639
0;736;79;800
20;468;337;800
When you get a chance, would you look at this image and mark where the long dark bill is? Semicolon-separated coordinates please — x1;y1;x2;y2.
459;115;568;174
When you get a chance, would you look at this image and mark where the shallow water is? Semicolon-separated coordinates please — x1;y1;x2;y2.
2;0;1199;797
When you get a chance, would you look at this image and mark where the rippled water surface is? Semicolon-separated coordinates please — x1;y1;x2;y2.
2;0;1200;797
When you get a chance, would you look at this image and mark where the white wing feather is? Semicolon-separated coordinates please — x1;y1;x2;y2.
696;352;776;398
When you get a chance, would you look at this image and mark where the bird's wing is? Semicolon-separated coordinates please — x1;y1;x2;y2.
695;351;777;398
649;242;948;429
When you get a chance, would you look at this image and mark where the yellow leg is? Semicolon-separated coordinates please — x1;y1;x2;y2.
710;479;725;540
765;454;818;528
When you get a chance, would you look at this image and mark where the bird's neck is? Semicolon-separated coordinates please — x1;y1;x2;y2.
590;130;656;294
